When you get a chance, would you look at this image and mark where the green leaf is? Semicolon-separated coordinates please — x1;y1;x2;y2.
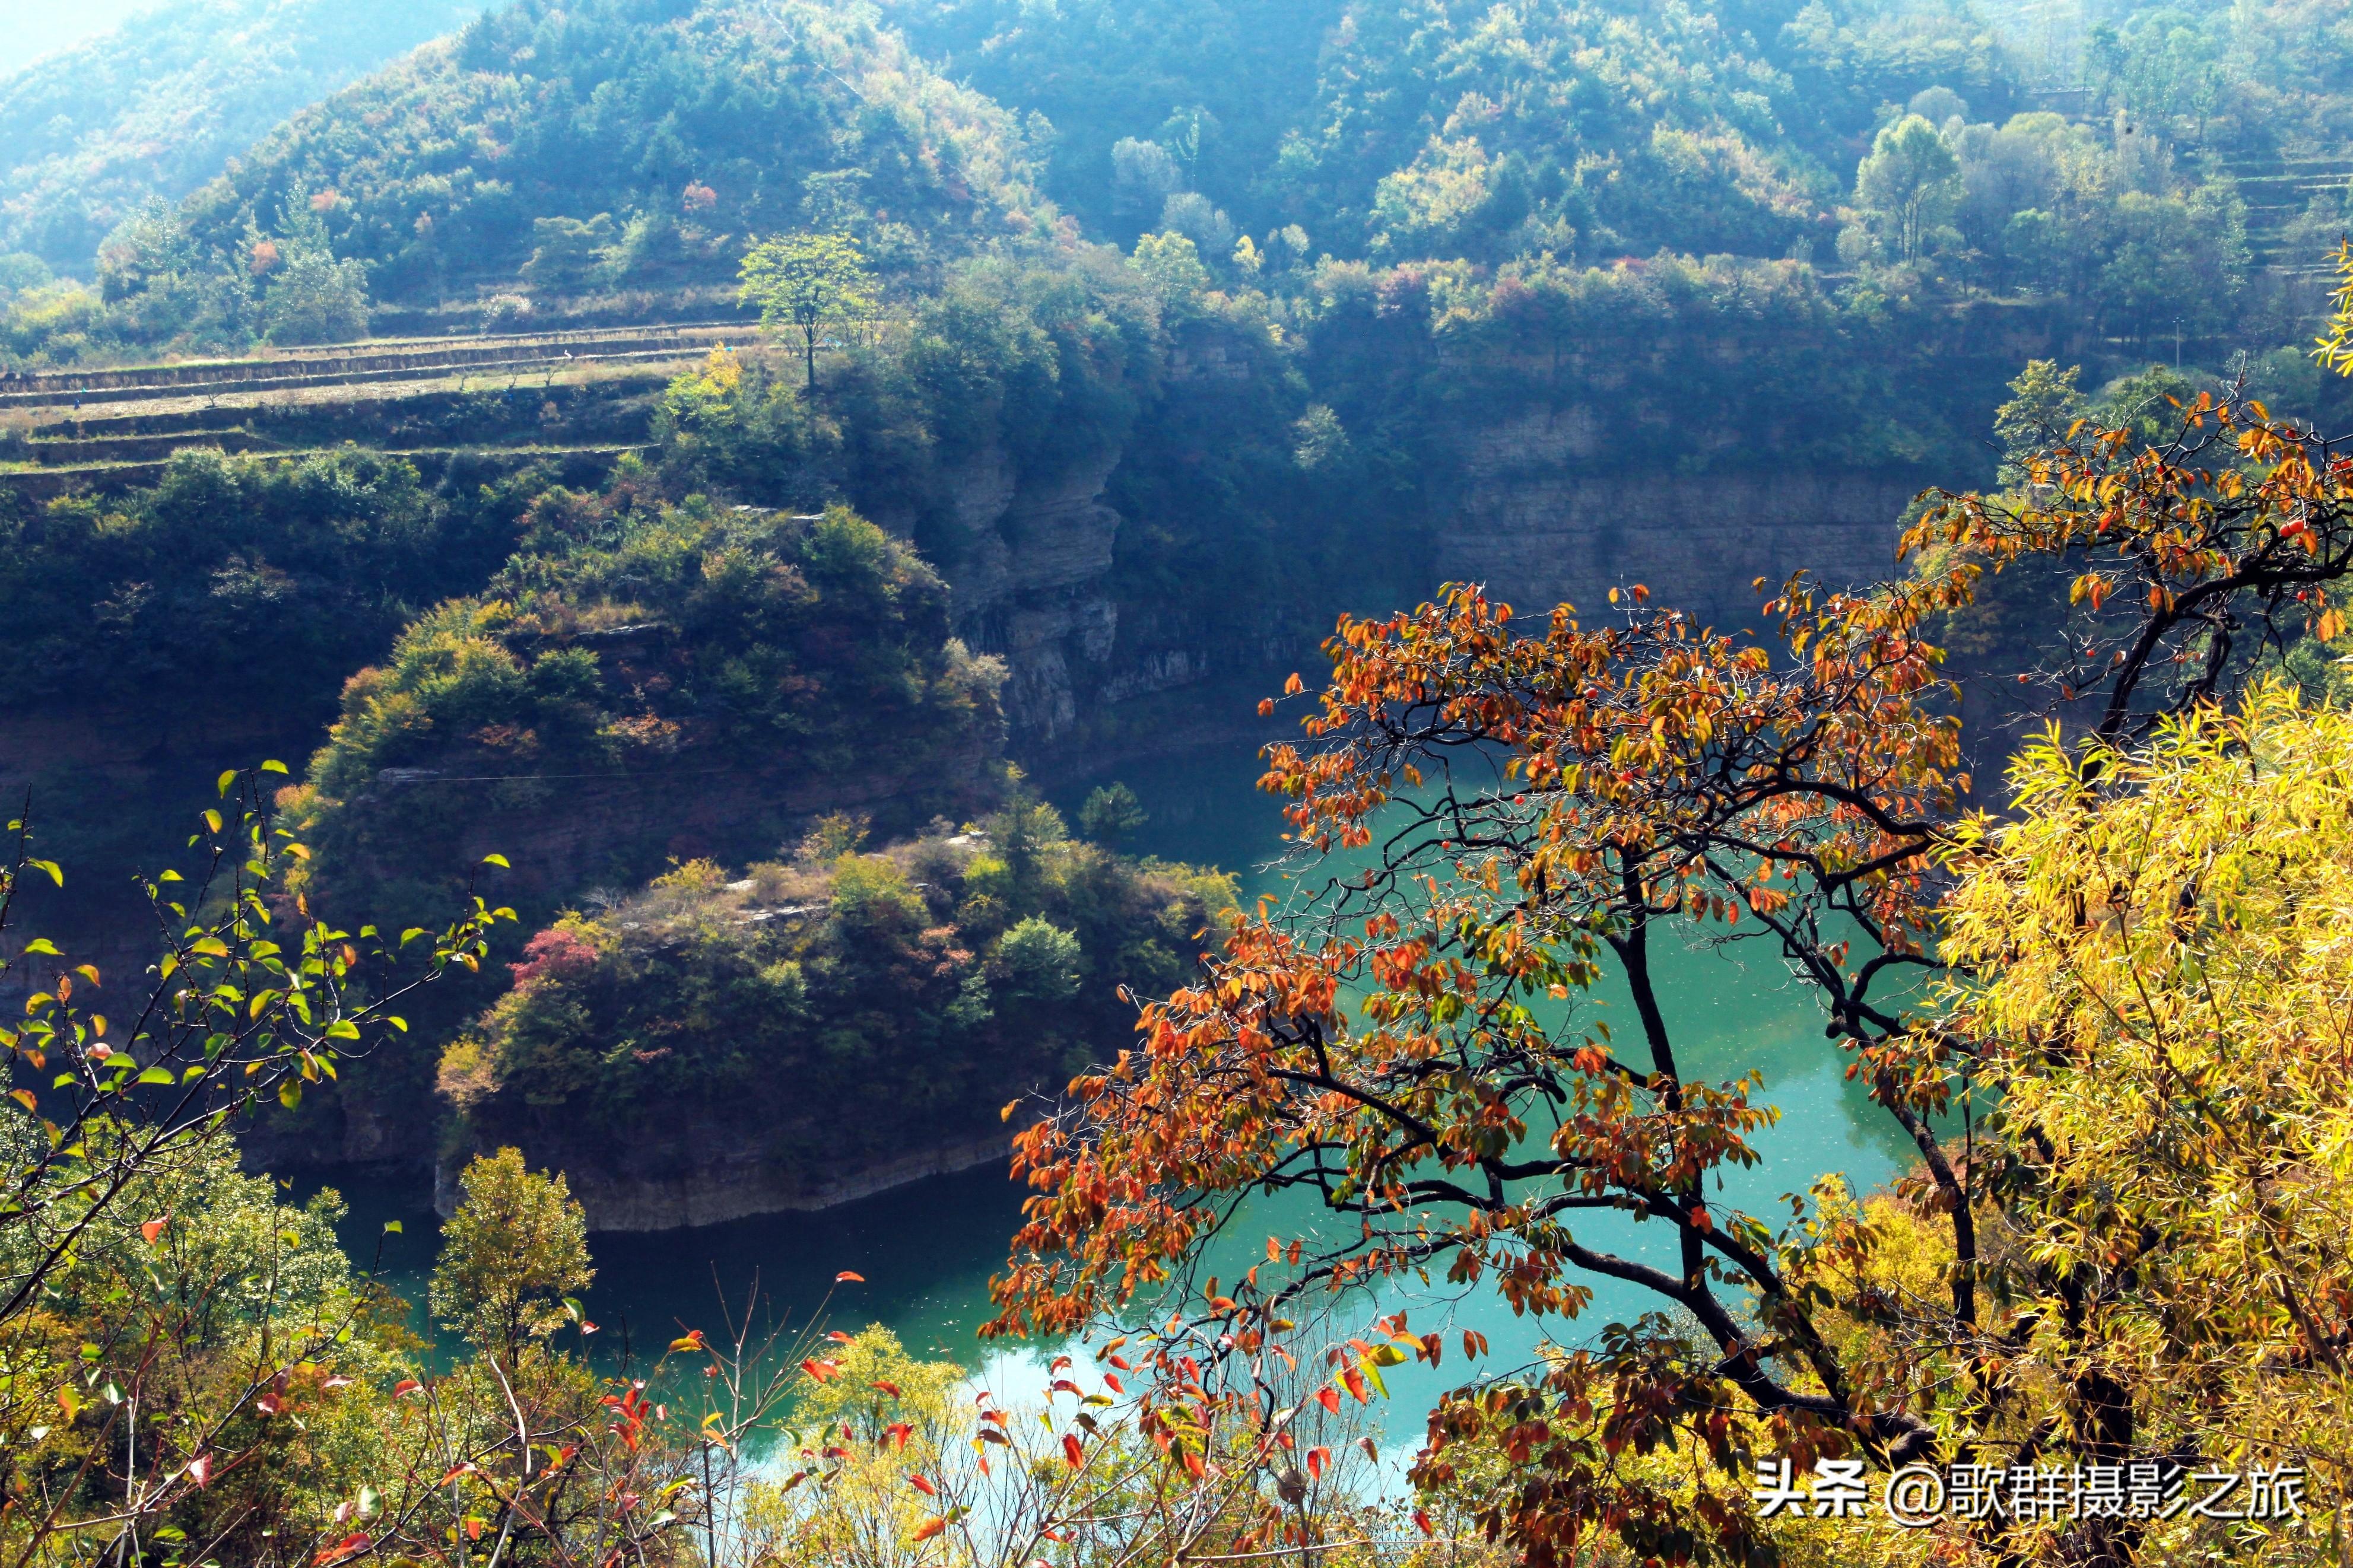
202;809;223;835
261;760;289;775
278;1079;301;1111
23;938;59;956
28;861;61;888
136;1067;174;1086
383;1220;403;1234
217;770;237;798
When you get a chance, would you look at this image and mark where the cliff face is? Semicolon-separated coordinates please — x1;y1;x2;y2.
436;1125;1020;1230
1429;410;1928;634
935;446;1126;745
944;391;1931;766
0;704;326;1005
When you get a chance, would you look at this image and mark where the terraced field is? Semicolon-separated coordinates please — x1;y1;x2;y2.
0;324;743;499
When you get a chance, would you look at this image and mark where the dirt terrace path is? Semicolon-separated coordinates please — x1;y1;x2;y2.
0;323;743;411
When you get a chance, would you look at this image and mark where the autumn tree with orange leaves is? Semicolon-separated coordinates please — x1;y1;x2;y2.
986;355;2353;1568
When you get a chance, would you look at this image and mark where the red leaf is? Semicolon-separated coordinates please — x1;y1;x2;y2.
1341;1367;1367;1403
1314;1387;1340;1415
1306;1446;1330;1480
1102;1373;1123;1395
907;1473;937;1497
392;1379;422;1398
872;1380;904;1398
1062;1433;1084;1469
313;1531;371;1566
827;1331;853;1344
836;1270;865;1283
1414;1509;1436;1537
884;1422;913;1451
800;1359;840;1383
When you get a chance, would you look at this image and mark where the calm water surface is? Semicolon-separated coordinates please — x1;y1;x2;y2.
315;740;1920;1424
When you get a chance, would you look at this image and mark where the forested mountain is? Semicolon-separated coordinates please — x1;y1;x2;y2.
177;0;1053;306
883;0;2020;259
0;0;484;271
4;1;2353;1560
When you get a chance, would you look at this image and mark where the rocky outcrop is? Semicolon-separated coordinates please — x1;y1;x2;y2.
926;444;1127;746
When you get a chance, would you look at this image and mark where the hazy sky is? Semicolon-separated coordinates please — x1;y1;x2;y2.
1;0;154;71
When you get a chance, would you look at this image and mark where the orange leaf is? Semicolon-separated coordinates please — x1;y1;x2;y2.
141;1217;168;1245
836;1270;865;1283
872;1380;904;1398
1341;1367;1367;1403
912;1518;948;1543
800;1359;840;1383
908;1473;937;1497
1315;1387;1340;1414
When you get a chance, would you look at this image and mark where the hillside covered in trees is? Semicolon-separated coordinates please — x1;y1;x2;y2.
0;0;482;270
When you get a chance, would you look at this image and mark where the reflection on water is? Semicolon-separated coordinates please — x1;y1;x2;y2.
306;732;1928;1427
